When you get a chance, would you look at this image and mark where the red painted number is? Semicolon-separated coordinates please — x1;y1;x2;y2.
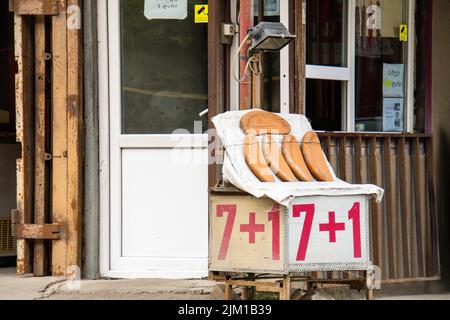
268;205;281;260
348;202;362;258
216;205;237;260
292;204;315;261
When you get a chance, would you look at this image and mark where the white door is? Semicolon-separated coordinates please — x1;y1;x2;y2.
100;0;209;279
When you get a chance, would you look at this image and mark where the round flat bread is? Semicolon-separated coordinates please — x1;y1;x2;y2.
282;134;314;182
241;110;291;136
301;131;334;182
262;135;297;182
244;134;275;182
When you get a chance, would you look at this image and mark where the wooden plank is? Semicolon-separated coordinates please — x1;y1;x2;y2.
398;137;412;278
66;0;83;275
51;0;68;277
252;0;265;109
14;14;34;275
293;0;305;114
425;138;440;277
412;138;426;276
14;224;61;240
208;0;226;188
281;276;291;300
34;15;47;277
239;0;252;110
12;0;58;15
381;276;440;285
384;138;398;279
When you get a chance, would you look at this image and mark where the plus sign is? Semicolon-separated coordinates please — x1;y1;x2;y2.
320;212;346;243
240;212;265;244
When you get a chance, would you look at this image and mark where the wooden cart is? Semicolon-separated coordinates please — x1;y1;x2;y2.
209;186;377;300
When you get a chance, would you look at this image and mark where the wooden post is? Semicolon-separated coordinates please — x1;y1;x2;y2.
51;0;68;277
239;0;252;110
34;15;47;277
66;0;83;274
281;275;291;300
293;0;306;114
252;0;265;109
207;0;226;188
14;14;34;275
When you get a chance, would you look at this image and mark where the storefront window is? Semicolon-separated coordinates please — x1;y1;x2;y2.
305;0;348;131
121;0;208;135
304;0;413;132
306;0;347;67
355;0;409;132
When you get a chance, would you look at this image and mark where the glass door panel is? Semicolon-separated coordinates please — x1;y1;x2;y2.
121;0;208;135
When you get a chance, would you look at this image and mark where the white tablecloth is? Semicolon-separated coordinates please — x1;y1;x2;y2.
212;111;384;207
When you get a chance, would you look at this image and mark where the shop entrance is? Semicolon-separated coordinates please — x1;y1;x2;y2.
101;0;209;278
0;2;17;268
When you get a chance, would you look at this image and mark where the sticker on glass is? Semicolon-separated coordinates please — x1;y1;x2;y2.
144;0;188;20
400;24;408;42
383;98;404;132
383;63;404;98
195;5;208;23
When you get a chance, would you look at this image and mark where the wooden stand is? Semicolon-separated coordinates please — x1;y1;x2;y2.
212;271;374;301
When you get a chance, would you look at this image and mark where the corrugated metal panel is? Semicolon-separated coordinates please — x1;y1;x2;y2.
319;133;440;283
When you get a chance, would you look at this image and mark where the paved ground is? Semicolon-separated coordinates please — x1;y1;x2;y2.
1;268;450;300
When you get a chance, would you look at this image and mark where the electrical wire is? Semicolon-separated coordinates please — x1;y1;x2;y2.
232;34;264;83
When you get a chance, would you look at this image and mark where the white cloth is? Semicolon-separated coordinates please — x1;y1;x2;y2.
213;111;384;207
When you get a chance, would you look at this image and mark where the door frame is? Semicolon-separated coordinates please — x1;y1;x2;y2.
98;0;209;278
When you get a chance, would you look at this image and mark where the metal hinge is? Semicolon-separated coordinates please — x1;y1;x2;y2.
11;210;62;240
9;0;59;16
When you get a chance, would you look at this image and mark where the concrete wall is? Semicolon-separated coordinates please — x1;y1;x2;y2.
432;0;450;287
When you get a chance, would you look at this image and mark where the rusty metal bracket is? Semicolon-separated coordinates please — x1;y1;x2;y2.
9;0;59;16
11;210;62;240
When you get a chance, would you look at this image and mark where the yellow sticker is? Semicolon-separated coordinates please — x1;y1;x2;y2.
195;5;208;23
400;24;408;42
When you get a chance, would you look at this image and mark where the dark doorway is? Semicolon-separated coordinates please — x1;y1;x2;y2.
0;2;17;268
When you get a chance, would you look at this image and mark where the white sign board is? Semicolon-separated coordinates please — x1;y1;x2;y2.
383;63;404;98
383;98;404;132
288;195;370;271
144;0;188;20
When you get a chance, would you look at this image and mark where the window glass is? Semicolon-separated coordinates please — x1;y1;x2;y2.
355;0;408;132
306;0;347;67
121;0;208;135
306;79;343;131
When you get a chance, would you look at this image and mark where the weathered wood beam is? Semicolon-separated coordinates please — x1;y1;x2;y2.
14;14;34;275
66;0;83;275
51;0;69;277
10;0;59;15
293;0;305;114
34;15;47;277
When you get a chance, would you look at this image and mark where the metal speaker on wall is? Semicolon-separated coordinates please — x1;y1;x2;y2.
248;22;296;52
